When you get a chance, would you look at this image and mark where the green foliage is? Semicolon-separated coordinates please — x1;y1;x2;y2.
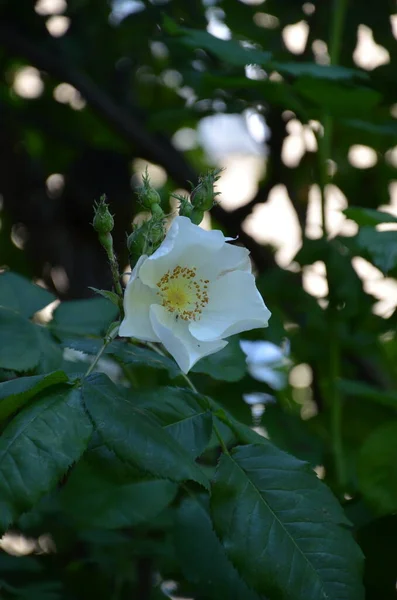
0;371;68;421
211;444;364;600
0;386;92;530
0;309;40;372
82;373;209;489
50;298;118;338
358;422;397;515
1;0;397;594
60;445;177;529
0;272;55;318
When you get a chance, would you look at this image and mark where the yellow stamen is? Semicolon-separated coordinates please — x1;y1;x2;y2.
157;265;209;321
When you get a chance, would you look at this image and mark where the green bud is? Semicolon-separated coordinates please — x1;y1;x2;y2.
137;168;162;210
127;216;165;265
150;203;164;218
178;197;193;219
190;208;204;225
93;195;114;235
190;168;222;211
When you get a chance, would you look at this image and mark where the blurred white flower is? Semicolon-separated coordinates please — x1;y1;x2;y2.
120;216;271;373
240;339;290;390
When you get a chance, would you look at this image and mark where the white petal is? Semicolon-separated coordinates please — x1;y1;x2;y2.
139;216;226;288
150;304;227;374
214;243;252;276
119;255;160;342
189;271;271;342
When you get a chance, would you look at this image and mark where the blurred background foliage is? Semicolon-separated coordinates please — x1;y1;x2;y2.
1;0;397;598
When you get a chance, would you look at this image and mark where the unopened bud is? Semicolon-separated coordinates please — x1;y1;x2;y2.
127;216;165;264
190;168;222;211
93;195;114;235
137;168;162;210
190;208;204;225
178;197;193;219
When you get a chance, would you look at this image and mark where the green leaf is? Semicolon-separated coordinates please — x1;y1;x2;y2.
211;444;364;600
294;78;380;116
134;387;213;458
88;287;120;307
0;272;56;318
64;339;181;379
355;228;397;273
175;496;260;600
358;422;397;515
344;207;397;227
0;386;92;530
338;379;397;410
0;308;40;372
61;447;177;529
110;341;181;378
171;26;271;67
82;374;209;489
271;62;367;80
0;371;69;421
50;297;118;338
192;337;247;382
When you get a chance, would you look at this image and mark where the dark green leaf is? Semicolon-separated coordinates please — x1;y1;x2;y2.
294;79;380;116
171;26;271;67
211;444;364;600
0;386;92;530
192;337;247;382
0;308;40;372
175;496;260;600
50;297;118;337
61;448;177;529
358;422;397;515
110;341;181;378
272;62;367;80
344;207;397;226
88;287;121;307
134;387;212;458
0;371;68;421
355;228;397;273
82;374;209;489
0;272;56;318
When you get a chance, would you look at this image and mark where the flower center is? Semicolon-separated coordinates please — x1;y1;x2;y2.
156;265;209;321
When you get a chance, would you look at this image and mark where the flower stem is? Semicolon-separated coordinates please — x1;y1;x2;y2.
84;323;119;378
316;0;348;491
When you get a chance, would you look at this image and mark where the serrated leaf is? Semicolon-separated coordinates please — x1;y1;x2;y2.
110;341;181;378
0;272;56;318
61;447;177;529
344;207;397;227
50;297;118;338
34;326;64;374
358;422;397;515
192;337;246;382
0;371;69;421
0;308;40;372
88;287;121;307
0;386;92;530
135;387;212;458
175;496;261;600
211;444;364;600
82;374;209;489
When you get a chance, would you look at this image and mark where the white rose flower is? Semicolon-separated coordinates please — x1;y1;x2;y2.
119;216;271;373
